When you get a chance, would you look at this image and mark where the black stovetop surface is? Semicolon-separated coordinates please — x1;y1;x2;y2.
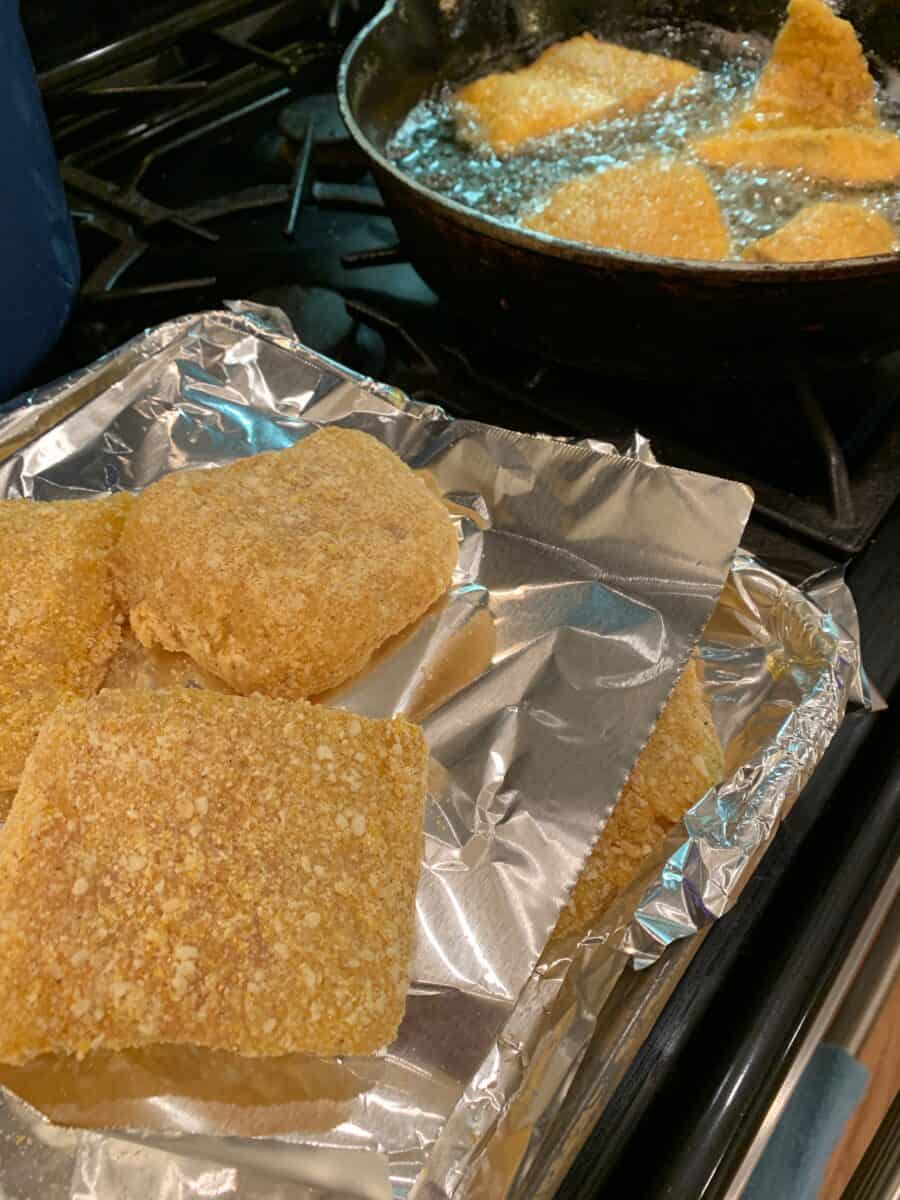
15;1;900;1195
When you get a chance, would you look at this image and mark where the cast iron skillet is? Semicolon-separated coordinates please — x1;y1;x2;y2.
338;0;900;378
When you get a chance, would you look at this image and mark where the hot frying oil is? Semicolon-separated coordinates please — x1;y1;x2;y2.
387;22;900;257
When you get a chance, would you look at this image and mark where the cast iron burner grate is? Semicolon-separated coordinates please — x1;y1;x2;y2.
28;0;900;557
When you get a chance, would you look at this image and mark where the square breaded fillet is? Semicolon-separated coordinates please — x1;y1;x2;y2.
0;689;427;1065
115;427;458;698
552;659;723;942
735;0;878;132
455;33;699;156
522;159;731;260
743;202;896;262
0;494;131;791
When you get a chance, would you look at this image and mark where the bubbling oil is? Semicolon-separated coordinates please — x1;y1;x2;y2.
387;21;900;258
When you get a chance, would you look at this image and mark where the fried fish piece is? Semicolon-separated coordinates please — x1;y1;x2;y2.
743;201;896;261
115;427;458;699
522;159;731;260
455;33;699;156
693;0;897;186
0;689;427;1065
694;126;900;186
0;494;131;792
735;0;878;132
552;660;723;942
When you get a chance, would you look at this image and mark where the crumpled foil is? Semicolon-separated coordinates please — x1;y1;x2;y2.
0;306;860;1200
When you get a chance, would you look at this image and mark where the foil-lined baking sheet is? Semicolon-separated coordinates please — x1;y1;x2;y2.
0;306;859;1200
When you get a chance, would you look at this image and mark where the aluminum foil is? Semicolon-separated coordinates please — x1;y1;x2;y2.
0;305;859;1200
444;550;867;1200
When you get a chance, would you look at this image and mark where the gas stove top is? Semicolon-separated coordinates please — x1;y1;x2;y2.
17;1;900;1196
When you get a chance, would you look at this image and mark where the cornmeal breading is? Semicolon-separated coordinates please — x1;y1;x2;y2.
455;33;698;156
0;689;427;1065
522;159;731;260
743;201;896;261
552;660;722;941
115;427;458;699
736;0;878;131
693;126;900;186
0;494;131;792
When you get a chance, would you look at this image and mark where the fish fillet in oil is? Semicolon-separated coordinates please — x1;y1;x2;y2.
115;427;458;699
0;689;427;1065
0;493;131;792
552;659;722;942
522;159;731;260
455;33;699;156
743;201;896;261
694;0;900;188
736;0;878;131
693;126;900;186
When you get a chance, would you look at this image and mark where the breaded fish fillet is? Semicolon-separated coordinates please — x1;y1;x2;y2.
522;159;731;260
693;126;900;186
743;201;896;261
115;427;458;698
455;33;699;156
552;660;723;942
736;0;878;131
0;689;427;1064
0;494;131;792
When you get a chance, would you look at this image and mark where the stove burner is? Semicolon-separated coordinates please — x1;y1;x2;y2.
279;92;352;146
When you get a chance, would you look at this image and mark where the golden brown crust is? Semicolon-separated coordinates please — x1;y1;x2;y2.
735;0;878;132
693;126;900;187
455;34;698;156
552;660;722;941
0;689;427;1065
0;493;131;791
692;0;897;192
523;159;731;260
743;201;896;262
114;427;458;699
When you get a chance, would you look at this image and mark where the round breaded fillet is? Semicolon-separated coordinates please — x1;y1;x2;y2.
115;427;459;698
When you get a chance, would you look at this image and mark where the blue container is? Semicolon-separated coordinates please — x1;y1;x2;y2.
0;1;79;399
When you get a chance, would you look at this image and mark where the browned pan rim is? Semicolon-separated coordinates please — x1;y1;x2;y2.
337;0;900;281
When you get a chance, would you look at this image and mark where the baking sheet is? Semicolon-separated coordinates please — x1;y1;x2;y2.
0;305;859;1200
